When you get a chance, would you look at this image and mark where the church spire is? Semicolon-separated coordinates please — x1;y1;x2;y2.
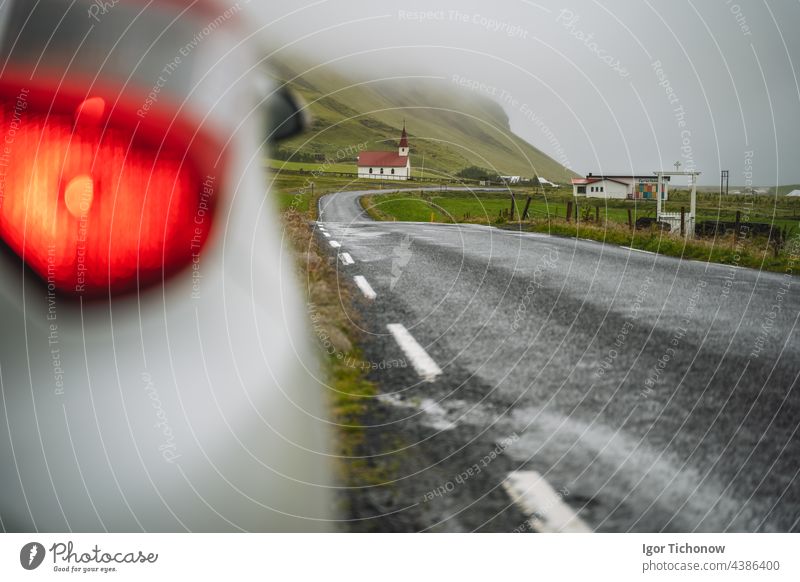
398;122;409;156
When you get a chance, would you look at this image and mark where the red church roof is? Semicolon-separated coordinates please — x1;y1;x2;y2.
358;151;409;168
357;125;410;168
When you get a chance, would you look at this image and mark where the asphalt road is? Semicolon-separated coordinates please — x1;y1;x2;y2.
318;188;800;533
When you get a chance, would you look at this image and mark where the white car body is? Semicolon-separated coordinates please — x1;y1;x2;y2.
0;0;331;532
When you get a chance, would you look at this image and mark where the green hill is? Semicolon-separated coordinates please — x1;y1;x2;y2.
267;57;577;183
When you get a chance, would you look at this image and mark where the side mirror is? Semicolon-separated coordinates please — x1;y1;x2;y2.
265;85;310;142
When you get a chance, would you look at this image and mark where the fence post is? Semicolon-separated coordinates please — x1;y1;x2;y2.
566;201;573;223
734;210;741;245
680;206;686;237
595;206;600;223
509;194;516;221
627;208;633;230
522;196;532;220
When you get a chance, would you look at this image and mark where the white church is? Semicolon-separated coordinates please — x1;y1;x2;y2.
356;125;412;180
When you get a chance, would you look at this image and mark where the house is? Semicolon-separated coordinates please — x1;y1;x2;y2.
571;173;670;200
357;125;411;180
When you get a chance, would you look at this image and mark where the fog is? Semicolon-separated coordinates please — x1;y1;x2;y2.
244;0;800;187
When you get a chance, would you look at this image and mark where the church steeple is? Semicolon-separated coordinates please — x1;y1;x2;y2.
398;122;409;157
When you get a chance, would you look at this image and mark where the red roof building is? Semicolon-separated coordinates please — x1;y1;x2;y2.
358;151;408;168
357;124;411;180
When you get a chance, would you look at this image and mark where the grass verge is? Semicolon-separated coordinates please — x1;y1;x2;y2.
361;190;799;274
521;220;792;272
279;184;404;526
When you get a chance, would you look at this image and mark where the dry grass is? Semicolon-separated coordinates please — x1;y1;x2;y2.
515;218;793;273
281;208;399;514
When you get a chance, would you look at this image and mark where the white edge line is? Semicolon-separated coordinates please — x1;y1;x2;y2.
386;323;442;382
322;232;331;237
621;246;657;255
329;240;341;248
502;470;592;533
353;275;377;300
340;252;354;266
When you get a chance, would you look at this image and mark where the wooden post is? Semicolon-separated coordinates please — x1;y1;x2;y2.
627;208;633;230
522;196;532;220
509;194;516;221
734;210;741;245
680;206;686;237
595;206;600;223
656;173;662;220
566;201;573;223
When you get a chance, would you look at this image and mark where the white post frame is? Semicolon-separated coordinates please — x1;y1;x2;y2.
653;170;701;238
656;174;663;217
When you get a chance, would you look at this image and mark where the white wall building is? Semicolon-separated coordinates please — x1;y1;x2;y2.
571;173;670;201
356;125;411;180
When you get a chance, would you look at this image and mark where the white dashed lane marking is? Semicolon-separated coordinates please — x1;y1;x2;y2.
329;241;341;248
322;232;331;237
386;324;442;382
340;252;355;266
502;471;592;533
353;275;377;300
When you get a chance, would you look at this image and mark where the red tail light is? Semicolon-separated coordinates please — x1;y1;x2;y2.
0;79;217;297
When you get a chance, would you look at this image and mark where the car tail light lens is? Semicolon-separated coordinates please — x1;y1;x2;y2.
0;80;217;297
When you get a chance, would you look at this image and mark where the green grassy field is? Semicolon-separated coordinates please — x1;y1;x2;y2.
266;158;355;174
360;189;800;273
361;189;800;231
265;158;462;181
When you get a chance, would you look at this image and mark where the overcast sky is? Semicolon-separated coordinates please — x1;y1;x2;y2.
244;0;800;187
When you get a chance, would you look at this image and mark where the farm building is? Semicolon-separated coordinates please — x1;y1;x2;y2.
356;125;411;180
571;173;670;201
